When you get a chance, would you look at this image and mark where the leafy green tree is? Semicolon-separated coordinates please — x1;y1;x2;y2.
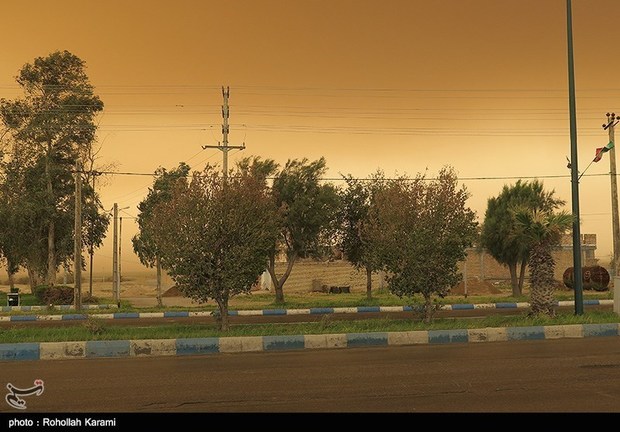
0;142;109;292
513;209;573;316
268;157;340;304
338;170;387;300
0;156;27;289
480;180;564;296
375;167;478;323
132;162;191;306
0;50;104;286
147;159;279;331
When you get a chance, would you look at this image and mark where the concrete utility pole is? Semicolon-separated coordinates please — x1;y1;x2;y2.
202;86;245;179
119;216;124;291
74;159;82;310
112;203;119;305
603;113;620;276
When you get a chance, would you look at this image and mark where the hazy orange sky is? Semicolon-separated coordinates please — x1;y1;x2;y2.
2;0;620;274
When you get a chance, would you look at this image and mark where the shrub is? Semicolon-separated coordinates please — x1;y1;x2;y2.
83;317;106;335
34;285;74;305
82;294;99;304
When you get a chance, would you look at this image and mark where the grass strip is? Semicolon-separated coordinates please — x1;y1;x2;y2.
1;310;618;343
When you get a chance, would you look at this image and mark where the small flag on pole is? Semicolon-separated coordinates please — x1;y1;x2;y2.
594;141;614;162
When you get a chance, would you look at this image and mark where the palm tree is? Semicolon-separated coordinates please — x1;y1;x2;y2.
513;209;574;316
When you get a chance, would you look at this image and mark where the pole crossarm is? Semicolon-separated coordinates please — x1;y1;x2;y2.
201;86;245;178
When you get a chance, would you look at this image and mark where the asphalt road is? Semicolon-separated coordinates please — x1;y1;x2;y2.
2;337;620;414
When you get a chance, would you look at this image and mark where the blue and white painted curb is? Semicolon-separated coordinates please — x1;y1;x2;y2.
0;322;618;361
0;300;613;322
1;304;118;313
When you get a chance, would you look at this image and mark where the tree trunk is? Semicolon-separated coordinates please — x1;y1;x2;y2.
268;253;296;304
508;262;519;296
423;294;434;324
7;269;15;291
365;265;373;300
216;298;229;332
518;259;527;296
26;265;39;294
45;146;57;286
530;285;556;316
528;245;556;317
155;256;163;307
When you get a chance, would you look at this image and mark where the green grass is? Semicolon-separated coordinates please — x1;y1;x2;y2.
0;288;614;315
1;287;616;345
1;310;618;344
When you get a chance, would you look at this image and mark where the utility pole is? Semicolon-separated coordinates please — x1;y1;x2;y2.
603;113;620;276
119;216;123;290
112;203;119;305
88;171;100;297
202;86;245;178
74;159;82;310
566;0;584;315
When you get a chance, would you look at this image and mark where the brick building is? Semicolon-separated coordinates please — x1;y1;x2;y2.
458;233;598;283
162;234;599;294
254;233;599;293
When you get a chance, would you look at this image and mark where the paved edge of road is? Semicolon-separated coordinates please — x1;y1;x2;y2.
0;299;614;322
1;322;619;362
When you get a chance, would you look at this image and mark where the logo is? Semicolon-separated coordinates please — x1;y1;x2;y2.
5;379;44;410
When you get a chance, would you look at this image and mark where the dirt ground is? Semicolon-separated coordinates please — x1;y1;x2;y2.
0;271;577;301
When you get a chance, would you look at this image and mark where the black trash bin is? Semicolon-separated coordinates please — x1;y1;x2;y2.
7;292;19;307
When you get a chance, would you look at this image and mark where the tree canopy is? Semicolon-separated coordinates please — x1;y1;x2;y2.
338;170;388;299
480;179;564;296
146;158;279;330
0;50;106;287
268;157;340;303
373;166;479;322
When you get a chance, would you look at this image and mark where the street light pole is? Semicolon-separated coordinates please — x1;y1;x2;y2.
566;0;584;315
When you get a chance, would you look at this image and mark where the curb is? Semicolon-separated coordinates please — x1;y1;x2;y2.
1;304;118;313
0;300;613;322
1;322;618;362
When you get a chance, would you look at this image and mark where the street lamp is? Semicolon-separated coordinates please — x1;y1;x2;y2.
566;0;584;315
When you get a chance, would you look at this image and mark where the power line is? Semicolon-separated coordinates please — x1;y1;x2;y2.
86;169;613;182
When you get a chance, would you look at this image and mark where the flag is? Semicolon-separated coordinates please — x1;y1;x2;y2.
594;141;614;162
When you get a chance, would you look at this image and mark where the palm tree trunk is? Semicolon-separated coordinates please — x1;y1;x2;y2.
528;245;557;317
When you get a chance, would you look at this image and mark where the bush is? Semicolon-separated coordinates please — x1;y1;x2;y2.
34;285;74;305
82;294;99;304
83;317;106;335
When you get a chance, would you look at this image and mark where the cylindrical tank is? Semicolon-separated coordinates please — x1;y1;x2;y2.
563;266;610;291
